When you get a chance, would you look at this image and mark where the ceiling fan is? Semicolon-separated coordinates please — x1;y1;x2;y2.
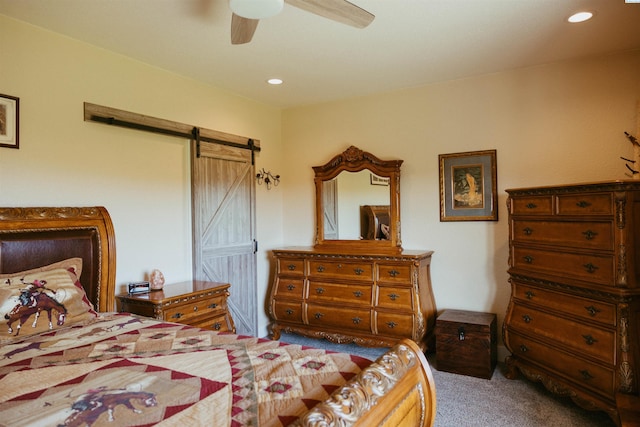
229;0;375;45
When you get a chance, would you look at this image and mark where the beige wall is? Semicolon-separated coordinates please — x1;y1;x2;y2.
282;49;640;356
0;15;284;334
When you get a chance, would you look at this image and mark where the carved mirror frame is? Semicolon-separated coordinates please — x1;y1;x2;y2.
313;146;403;254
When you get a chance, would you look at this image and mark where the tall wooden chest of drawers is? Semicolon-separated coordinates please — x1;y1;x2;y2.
268;247;437;350
504;181;640;424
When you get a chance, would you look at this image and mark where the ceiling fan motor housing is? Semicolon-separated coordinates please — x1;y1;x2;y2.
229;0;284;19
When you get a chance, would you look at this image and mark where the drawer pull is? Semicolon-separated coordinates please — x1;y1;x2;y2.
285;309;294;315
582;334;598;345
171;312;183;319
316;265;325;273
522;314;532;323
525;203;537;209
353;290;363;297
286;284;296;291
458;326;465;341
576;200;592;208
585;305;602;317
519;344;529;353
579;369;594;381
525;291;535;299
386;321;397;329
208;303;218;309
352;317;361;324
523;255;534;264
388;269;400;277
523;227;533;236
315;287;325;294
287;264;297;271
583;263;598;273
314;312;324;319
388;293;399;301
213;322;221;330
582;230;598;240
193;306;198;312
354;268;364;275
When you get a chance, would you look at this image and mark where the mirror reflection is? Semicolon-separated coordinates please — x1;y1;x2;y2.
323;170;391;240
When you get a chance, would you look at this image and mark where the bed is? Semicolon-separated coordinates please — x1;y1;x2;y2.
0;206;436;426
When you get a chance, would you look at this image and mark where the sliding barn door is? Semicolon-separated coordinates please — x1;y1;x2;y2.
191;140;257;336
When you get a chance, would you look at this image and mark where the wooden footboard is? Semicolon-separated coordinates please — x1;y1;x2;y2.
293;339;437;427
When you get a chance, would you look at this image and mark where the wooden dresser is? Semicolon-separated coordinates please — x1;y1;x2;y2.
116;280;236;333
504;181;640;424
268;247;437;350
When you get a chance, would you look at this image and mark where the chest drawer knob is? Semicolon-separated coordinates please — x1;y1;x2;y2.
353;290;363;297
208;303;218;309
213;322;221;330
388;269;400;277
287;264;297;271
579;369;594;381
583;263;599;273
315;287;325;294
585;305;602;316
354;268;364;275
582;334;598;345
576;200;592;208
316;265;325;273
582;230;598;240
522;314;532;323
526;203;537;209
523;255;534;264
388;293;399;301
525;291;535;299
352;317;361;324
523;227;533;236
286;284;296;291
193;306;198;312
285;309;294;315
519;344;529;353
314;312;324;319
171;312;183;319
386;321;397;329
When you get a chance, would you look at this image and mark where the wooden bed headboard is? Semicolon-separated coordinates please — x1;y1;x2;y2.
0;207;116;312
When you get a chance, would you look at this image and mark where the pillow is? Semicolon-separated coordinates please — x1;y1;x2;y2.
0;259;97;342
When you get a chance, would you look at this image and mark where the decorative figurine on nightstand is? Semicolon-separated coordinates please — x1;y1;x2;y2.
150;269;165;290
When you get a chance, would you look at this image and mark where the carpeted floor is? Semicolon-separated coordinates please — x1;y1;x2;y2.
276;332;616;427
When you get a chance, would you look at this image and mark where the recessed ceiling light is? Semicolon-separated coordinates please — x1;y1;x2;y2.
267;78;283;85
568;11;594;23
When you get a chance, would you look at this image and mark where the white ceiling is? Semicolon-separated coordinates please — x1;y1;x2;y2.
1;0;639;109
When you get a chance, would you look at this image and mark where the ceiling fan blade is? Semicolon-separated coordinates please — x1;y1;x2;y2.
231;13;259;44
284;0;374;28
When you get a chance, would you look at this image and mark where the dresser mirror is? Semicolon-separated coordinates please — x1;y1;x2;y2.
313;146;403;254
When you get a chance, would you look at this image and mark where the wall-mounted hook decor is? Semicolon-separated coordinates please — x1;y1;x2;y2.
256;168;280;189
622;131;640;179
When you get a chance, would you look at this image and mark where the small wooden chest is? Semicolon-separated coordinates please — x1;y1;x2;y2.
436;309;497;379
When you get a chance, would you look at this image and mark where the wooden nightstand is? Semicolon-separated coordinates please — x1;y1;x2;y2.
116;280;235;333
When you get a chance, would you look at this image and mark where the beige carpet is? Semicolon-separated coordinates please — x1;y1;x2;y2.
277;333;616;427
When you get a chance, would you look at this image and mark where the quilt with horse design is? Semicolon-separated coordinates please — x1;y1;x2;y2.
0;313;372;426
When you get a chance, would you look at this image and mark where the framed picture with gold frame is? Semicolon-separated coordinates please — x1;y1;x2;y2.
439;149;497;221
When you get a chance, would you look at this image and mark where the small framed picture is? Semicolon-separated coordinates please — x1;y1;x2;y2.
0;94;19;149
370;173;389;186
439;149;497;221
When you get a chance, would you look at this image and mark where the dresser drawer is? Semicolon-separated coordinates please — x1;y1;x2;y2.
308;259;373;281
307;303;371;332
307;281;372;306
511;246;614;285
191;312;232;332
375;285;414;310
509;303;615;364
277;258;305;276
272;300;304;323
507;331;615;398
273;277;305;299
512;281;616;327
163;294;227;323
376;311;414;338
511;220;614;251
377;263;412;284
556;193;613;216
510;196;553;215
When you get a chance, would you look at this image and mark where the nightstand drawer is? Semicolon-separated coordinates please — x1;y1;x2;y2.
164;294;227;323
191;312;233;332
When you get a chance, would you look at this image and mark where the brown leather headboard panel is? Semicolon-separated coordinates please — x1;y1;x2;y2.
0;207;117;312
